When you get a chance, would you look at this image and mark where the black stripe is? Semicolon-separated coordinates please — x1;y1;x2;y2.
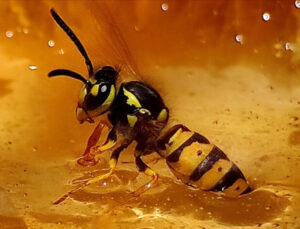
241;186;252;195
157;124;190;150
189;146;229;182
211;163;246;192
167;132;210;163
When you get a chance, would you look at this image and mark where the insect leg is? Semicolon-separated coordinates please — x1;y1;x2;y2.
77;120;112;166
92;127;117;153
130;152;159;197
53;142;130;205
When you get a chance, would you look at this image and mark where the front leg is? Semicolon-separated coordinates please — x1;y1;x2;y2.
77;120;117;166
54;142;131;204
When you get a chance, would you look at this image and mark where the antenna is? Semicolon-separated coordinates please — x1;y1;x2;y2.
50;8;94;76
48;69;91;86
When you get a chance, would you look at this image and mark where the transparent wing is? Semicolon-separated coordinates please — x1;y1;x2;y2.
70;1;142;82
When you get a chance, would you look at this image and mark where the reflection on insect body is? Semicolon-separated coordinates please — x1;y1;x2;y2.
48;8;251;204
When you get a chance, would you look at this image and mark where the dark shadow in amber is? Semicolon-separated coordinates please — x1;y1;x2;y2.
0;79;12;98
69;170;289;226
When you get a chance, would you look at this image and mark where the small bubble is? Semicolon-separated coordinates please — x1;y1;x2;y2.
48;40;55;47
295;0;300;8
103;182;107;187
146;183;151;188
23;28;29;34
285;42;294;51
29;65;37;70
58;49;64;55
235;34;243;44
262;12;270;21
32;146;38;151
134;25;140;31
5;31;13;38
161;3;168;11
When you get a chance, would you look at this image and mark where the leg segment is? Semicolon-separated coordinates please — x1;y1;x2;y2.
77;121;118;166
54;142;130;205
130;153;159;197
77;120;111;166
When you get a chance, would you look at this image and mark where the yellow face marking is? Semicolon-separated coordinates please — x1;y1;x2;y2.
195;159;233;190
90;84;100;96
168;142;214;176
166;131;194;157
123;88;141;108
98;140;116;151
157;108;168;122
127;114;138;127
86;85;115;117
223;178;249;197
78;87;87;106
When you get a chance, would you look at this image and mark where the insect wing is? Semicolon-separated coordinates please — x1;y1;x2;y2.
75;1;142;82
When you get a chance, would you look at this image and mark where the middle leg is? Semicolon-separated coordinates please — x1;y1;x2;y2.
130;151;159;197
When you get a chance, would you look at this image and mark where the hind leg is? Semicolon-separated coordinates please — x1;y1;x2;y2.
129;151;159;197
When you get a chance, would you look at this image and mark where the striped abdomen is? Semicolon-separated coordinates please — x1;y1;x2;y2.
157;125;251;197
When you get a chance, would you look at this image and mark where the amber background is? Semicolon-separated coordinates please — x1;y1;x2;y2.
0;0;299;228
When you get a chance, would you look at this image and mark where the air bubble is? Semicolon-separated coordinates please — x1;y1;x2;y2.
23;28;29;34
235;34;243;44
103;182;107;187
28;65;37;70
146;183;151;188
262;12;270;21
295;0;300;8
48;40;55;47
285;42;294;51
161;3;168;11
58;49;65;55
5;31;13;38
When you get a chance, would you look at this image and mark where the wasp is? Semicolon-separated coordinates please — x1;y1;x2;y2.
48;7;251;204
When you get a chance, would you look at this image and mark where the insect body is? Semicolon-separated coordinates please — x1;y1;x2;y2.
157;125;251;197
48;8;251;204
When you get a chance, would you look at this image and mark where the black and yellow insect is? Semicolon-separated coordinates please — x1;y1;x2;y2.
48;8;251;204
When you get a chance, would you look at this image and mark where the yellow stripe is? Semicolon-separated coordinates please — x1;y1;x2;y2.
98;139;116;151
145;168;156;176
195;159;233;190
123;87;141;108
168;142;214;176
223;178;249;197
157;108;168;121
166;131;194;157
127;114;138;127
